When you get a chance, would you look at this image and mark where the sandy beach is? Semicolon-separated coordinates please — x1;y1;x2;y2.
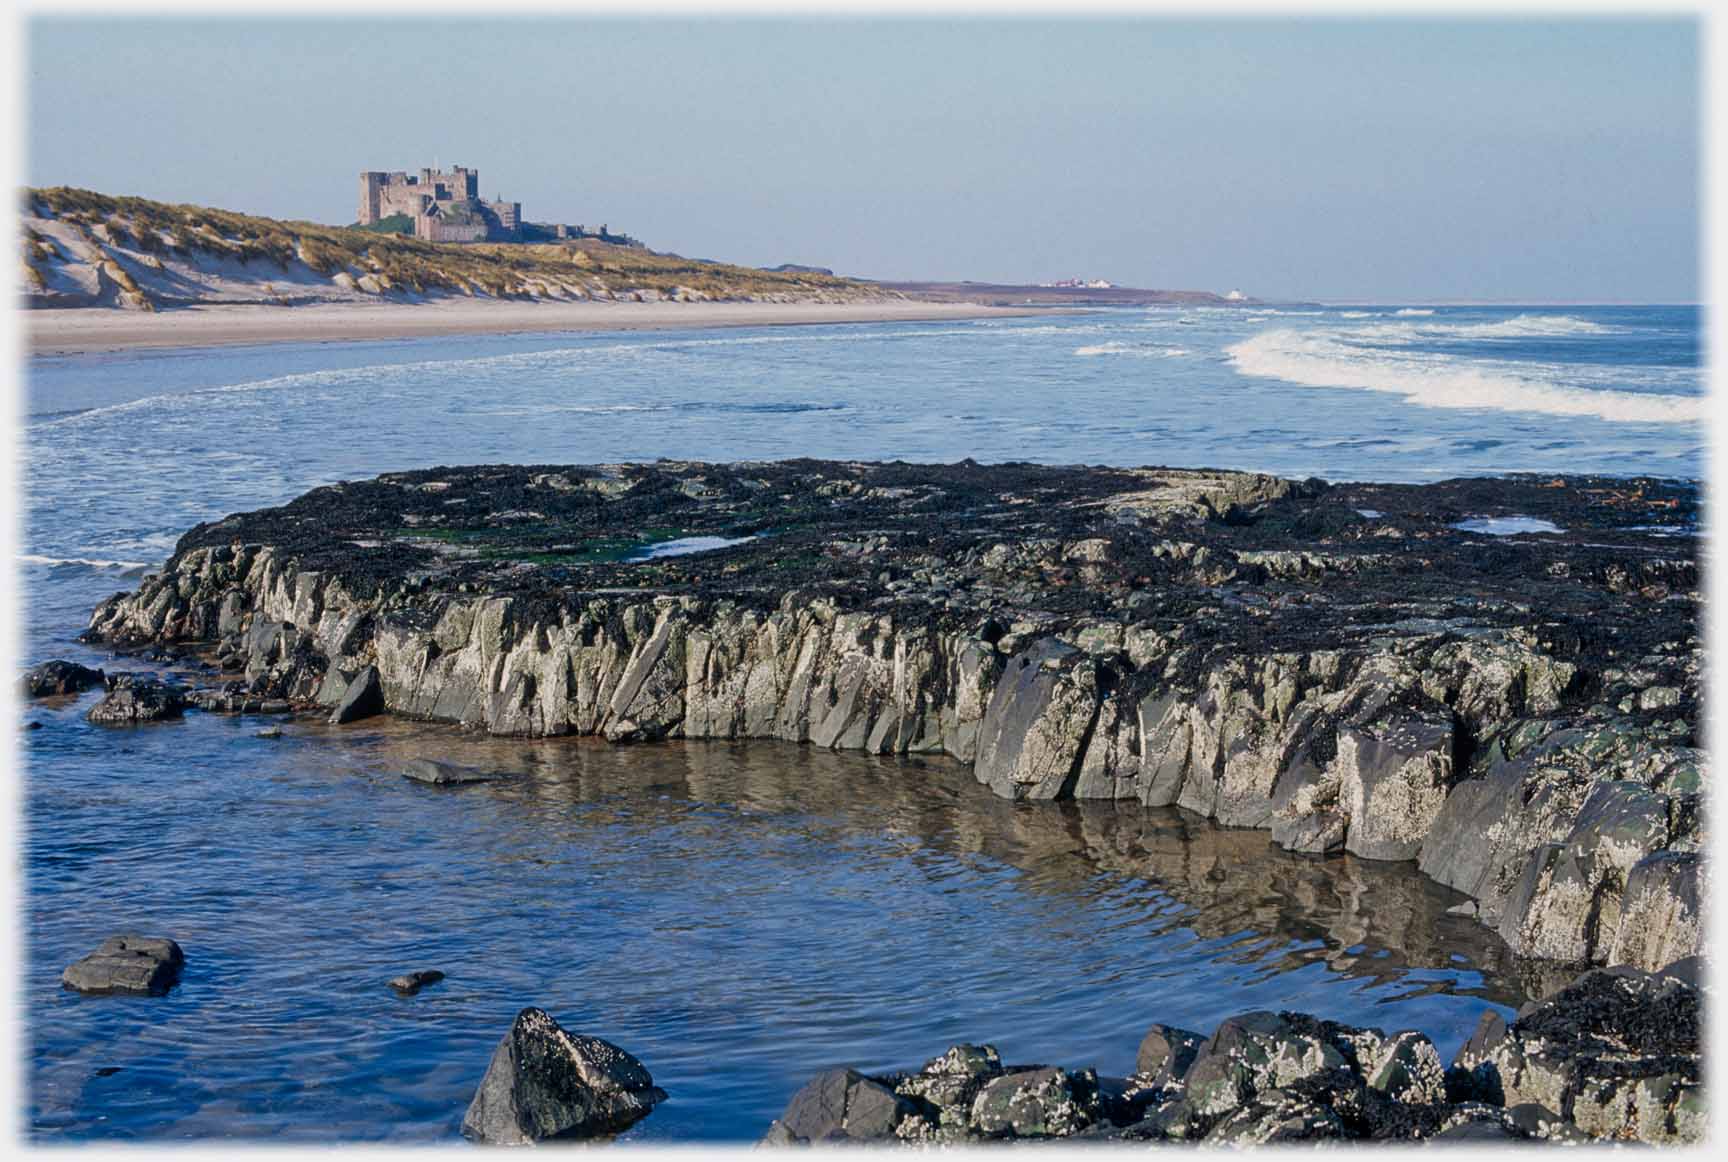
25;299;1046;356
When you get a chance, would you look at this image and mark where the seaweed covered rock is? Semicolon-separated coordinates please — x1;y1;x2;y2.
20;659;105;698
85;675;185;724
461;1007;666;1144
1449;966;1703;1144
764;960;1706;1146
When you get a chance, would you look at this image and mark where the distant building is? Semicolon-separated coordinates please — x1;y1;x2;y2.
1039;277;1117;289
357;165;522;242
1223;289;1246;301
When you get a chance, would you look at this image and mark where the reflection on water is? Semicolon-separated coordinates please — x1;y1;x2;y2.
24;307;1693;1143
26;684;1534;1143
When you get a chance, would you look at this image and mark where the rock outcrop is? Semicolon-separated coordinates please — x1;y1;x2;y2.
461;1007;667;1143
62;935;185;996
80;460;1704;971
763;964;1703;1145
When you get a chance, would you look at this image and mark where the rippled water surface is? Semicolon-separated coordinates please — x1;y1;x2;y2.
28;696;1534;1142
22;304;1696;1142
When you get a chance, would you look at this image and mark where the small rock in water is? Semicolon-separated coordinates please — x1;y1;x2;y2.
62;935;185;996
402;758;507;785
20;660;106;698
328;664;384;725
256;726;283;739
462;1007;667;1143
25;721;43;731
388;969;446;995
86;676;186;724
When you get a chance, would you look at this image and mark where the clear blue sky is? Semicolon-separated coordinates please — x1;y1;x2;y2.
26;16;1699;301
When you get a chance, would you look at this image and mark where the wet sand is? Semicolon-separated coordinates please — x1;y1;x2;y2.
25;299;1048;356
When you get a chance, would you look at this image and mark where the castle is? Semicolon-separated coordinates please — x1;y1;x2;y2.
357;165;522;242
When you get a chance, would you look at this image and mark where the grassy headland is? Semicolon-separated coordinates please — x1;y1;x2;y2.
21;187;894;310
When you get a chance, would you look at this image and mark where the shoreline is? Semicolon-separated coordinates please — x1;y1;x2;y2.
23;299;1050;357
81;459;1700;978
37;458;1705;1146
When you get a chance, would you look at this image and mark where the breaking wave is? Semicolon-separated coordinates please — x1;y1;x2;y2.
1394;308;1435;316
1225;329;1701;425
1074;341;1191;358
1440;313;1611;338
1326;315;1618;348
20;554;152;575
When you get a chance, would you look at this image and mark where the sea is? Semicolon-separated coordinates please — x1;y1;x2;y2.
18;303;1704;1141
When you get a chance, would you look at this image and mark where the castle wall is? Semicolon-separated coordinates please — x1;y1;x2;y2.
420;218;490;243
377;188;431;222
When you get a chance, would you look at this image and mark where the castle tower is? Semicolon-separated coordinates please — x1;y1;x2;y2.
357;171;386;225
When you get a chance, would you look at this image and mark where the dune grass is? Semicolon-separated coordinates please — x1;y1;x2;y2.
25;187;883;306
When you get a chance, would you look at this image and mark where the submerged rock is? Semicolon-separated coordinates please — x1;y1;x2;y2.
20;660;106;698
387;969;445;995
62;935;184;996
461;1007;667;1143
400;758;507;785
85;676;185;724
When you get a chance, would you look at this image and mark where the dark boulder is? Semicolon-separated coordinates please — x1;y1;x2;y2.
387;969;445;995
328;665;383;725
86;676;185;724
767;1067;916;1143
62;935;184;996
20;660;105;698
461;1007;666;1144
777;1065;919;1148
1135;1023;1205;1087
970;1065;1106;1138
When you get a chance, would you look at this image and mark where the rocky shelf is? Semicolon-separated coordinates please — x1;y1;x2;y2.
84;459;1703;977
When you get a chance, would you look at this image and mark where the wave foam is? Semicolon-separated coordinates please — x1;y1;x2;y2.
1445;313;1611;338
1225;329;1701;425
20;554;152;574
1325;314;1617;351
1394;308;1435;316
1074;341;1190;358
